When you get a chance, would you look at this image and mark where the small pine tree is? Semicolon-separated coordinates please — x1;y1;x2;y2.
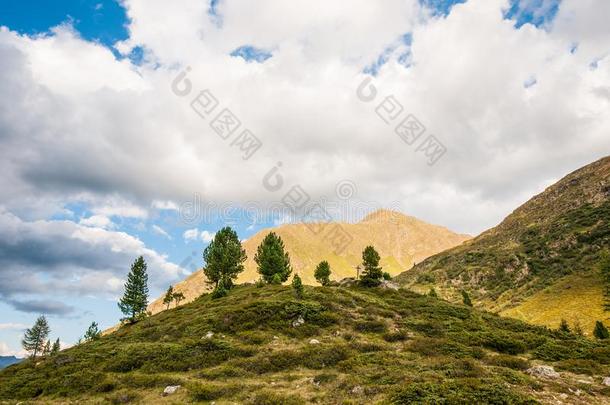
382;272;392;281
461;290;473;307
428;288;438;298
118;256;149;322
360;246;383;287
593;321;610;340
21;316;50;358
558;319;571;334
172;291;185;307
163;285;175;310
43;339;51;356
292;274;304;298
314;261;331;286
84;321;101;342
599;251;610;312
51;338;60;355
203;227;247;289
255;232;292;284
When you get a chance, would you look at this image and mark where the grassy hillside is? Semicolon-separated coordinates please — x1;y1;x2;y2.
2;284;610;404
397;156;610;331
147;210;469;315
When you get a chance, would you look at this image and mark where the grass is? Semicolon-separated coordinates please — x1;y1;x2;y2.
1;284;610;404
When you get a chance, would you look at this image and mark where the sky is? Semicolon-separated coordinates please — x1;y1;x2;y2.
0;0;609;356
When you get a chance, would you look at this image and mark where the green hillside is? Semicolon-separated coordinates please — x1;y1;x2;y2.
397;156;610;331
2;284;610;404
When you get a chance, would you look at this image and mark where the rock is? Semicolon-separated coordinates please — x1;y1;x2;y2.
379;280;400;290
603;377;610;386
338;277;358;287
559;393;568;400
527;365;560;379
203;331;214;339
292;316;305;328
273;336;279;340
351;385;364;395
163;385;181;396
309;339;320;344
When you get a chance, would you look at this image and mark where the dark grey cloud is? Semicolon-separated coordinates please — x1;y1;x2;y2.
6;298;74;316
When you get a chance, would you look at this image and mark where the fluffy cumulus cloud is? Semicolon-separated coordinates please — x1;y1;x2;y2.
0;0;609;314
0;209;185;314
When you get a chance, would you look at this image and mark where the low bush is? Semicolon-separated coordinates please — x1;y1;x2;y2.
485;354;529;370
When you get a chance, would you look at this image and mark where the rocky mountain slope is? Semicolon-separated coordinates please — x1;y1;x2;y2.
3;284;610;404
397;156;610;332
148;210;469;315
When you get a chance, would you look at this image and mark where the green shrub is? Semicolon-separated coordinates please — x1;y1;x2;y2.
555;359;602;375
354;320;387;334
251;390;305;405
188;382;234;401
383;330;409;342
486;354;529;370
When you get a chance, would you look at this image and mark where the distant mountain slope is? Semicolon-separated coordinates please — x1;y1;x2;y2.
0;356;21;369
397;156;610;332
147;210;469;315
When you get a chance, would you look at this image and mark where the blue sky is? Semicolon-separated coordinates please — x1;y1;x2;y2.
0;0;606;358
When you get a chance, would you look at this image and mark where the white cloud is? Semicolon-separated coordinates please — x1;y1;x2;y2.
0;0;607;239
0;323;28;331
200;230;215;243
0;341;27;357
183;228;199;242
152;224;171;239
79;214;115;229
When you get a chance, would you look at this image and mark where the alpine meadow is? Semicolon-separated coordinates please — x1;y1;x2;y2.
0;1;609;404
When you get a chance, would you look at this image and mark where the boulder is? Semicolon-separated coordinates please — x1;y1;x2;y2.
603;377;610;386
526;365;560;379
292;316;305;328
163;385;181;396
203;331;214;339
309;339;320;344
379;280;400;290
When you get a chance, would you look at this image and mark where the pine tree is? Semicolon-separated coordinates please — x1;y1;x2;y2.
43;339;51;356
255;232;292;284
118;256;149;322
599;251;610;312
172;291;185;307
203;227;247;290
382;272;392;281
360;246;383;287
292;274;304;298
461;290;473;307
593;321;609;340
51;338;61;355
558;319;571;334
428;288;438;298
211;278;228;299
21;316;50;358
84;321;101;342
314;261;331;286
163;285;175;310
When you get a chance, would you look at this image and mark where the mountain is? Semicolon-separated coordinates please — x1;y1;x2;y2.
147;210;470;315
397;156;610;332
0;356;21;369
3;284;610;404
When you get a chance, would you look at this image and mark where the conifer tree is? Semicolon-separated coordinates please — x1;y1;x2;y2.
163;285;175;310
51;338;61;355
314;261;331;286
172;291;185;307
21;316;50;358
84;322;101;342
594;321;609;340
292;274;304;298
360;246;383;287
203;227;247;291
255;232;292;284
211;278;228;299
118;256;149;322
461;290;473;307
558;319;571;334
43;339;51;356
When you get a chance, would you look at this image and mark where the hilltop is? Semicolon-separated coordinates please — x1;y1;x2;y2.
148;210;469;315
397;156;610;332
2;284;610;404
